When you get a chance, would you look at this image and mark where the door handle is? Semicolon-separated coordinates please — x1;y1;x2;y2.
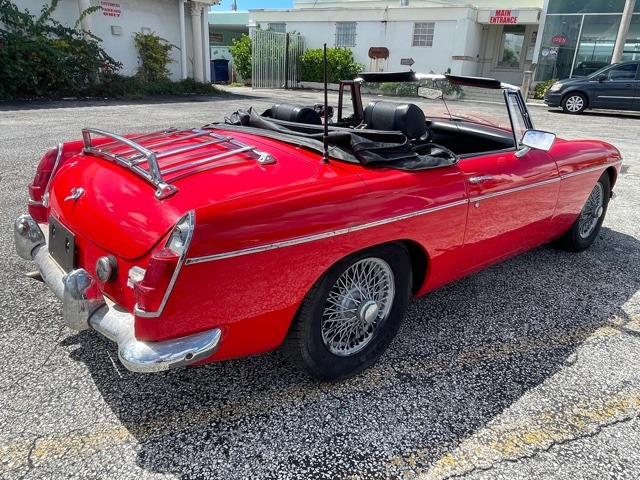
469;175;494;184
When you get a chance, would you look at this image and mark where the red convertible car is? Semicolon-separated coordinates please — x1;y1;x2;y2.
15;73;622;380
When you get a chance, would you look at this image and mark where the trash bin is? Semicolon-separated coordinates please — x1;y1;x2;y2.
210;59;229;83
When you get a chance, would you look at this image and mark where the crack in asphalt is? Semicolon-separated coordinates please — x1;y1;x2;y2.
0;324;65;394
382;390;640;480
436;410;639;480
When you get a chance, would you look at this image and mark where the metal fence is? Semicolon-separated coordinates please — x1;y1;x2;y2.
251;30;305;89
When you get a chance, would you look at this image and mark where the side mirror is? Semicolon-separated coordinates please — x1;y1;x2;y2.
516;129;556;157
596;73;607;82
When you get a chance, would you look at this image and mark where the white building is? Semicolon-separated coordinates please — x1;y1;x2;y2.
249;0;543;85
9;0;217;82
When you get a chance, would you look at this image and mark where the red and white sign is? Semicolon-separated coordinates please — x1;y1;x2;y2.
552;35;568;45
490;9;519;24
100;1;122;18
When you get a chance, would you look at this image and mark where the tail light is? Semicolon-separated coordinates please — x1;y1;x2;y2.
28;139;89;222
134;248;180;313
132;212;195;317
28;145;62;222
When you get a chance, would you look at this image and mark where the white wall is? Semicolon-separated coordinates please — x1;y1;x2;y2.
10;0;193;80
251;4;541;84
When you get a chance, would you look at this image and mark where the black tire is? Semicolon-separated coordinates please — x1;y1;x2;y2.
561;92;588;114
556;171;611;252
282;243;412;381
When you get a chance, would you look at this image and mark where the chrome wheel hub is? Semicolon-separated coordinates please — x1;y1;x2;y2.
579;181;604;238
566;96;583;112
321;257;395;356
358;300;379;326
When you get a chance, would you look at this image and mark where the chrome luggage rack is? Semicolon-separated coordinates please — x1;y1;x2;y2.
82;128;276;199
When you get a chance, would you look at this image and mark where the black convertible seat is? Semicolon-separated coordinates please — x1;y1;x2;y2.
269;103;322;125
363;100;427;140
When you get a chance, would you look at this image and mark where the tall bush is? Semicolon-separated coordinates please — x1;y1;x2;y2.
299;48;364;83
0;0;120;100
229;33;252;80
133;32;174;83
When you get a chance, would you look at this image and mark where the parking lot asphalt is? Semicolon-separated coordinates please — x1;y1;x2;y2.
1;87;639;480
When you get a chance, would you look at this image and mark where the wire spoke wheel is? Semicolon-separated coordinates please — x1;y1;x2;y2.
555;172;610;253
578;181;604;238
321;258;395;356
283;243;411;381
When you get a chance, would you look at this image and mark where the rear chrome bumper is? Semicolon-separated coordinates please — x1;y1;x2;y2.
14;214;222;373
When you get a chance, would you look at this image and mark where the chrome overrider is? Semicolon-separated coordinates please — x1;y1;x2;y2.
14;214;222;373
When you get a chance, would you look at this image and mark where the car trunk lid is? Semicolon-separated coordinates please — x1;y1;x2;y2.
48;127;318;260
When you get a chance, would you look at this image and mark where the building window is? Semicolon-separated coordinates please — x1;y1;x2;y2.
412;22;435;47
496;25;525;69
336;22;357;47
268;22;286;33
622;14;640;61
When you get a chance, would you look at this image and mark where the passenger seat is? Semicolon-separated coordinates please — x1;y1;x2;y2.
363;101;428;140
269;103;322;125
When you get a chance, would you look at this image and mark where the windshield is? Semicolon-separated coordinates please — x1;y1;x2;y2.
361;80;515;133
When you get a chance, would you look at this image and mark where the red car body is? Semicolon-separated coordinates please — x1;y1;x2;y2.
15;73;622;379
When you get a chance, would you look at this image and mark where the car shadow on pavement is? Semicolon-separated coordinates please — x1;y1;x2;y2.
64;227;640;479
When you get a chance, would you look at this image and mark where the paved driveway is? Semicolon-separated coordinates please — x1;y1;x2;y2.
1;89;639;479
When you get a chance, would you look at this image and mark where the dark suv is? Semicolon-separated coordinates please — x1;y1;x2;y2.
544;61;640;114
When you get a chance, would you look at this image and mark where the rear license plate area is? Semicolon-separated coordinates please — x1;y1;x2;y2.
49;216;76;272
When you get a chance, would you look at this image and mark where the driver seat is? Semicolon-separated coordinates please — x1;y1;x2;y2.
363;101;428;140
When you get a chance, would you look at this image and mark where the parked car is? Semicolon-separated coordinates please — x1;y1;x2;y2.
544;60;640;114
15;72;622;380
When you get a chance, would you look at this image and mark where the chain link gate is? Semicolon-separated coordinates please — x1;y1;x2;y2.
251;30;305;89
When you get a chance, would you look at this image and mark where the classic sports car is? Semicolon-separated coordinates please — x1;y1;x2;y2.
15;72;622;381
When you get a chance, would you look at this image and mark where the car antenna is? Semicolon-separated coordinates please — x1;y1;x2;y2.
322;43;330;164
440;81;454;120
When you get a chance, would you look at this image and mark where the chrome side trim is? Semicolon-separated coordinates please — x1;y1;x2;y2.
470;161;622;203
470;177;561;203
134;210;196;318
185;199;470;265
560;161;622;180
184;159;622;266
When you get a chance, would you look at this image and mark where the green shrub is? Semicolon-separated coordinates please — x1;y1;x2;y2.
0;0;121;100
299;48;364;83
534;77;557;99
229;34;252;80
133;32;174;83
83;74;217;99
